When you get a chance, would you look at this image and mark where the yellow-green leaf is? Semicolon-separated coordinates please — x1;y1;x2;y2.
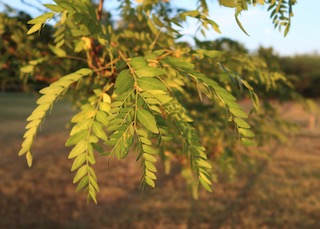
137;77;166;92
145;176;156;187
73;165;87;183
137;109;159;134
68;141;87;159
135;67;166;78
71;153;86;171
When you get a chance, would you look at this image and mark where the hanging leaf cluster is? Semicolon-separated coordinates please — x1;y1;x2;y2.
17;0;297;202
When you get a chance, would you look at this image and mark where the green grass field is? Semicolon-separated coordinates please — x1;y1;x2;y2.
1;93;320;229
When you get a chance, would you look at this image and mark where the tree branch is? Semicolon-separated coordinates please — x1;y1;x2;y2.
97;0;105;21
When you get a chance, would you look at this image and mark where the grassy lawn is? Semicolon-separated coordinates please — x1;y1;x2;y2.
0;93;319;229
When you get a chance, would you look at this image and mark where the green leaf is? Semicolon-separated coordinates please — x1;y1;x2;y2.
140;137;152;145
90;177;99;192
196;159;212;169
238;128;255;137
229;107;248;118
137;109;159;134
114;69;134;94
27;23;42;35
70;119;92;136
135;67;166;78
26;151;33;167
65;129;88;146
76;68;93;75
207;19;221;33
143;153;157;162
214;87;237;101
181;10;200;17
89;187;98;204
27;12;55;24
145;176;156;187
199;171;212;185
36;94;56;104
162;57;194;70
39;85;64;95
26;111;45;121
92;121;108;141
76;176;89;192
25;119;42;129
145;161;157;172
99;103;110;113
43;4;64;12
142;145;158;155
73;165;87;183
241;138;257;146
145;169;157;180
130;57;148;69
235;15;250;36
96;111;109;126
199;177;212;192
71;110;96;123
234;118;250;129
219;0;236;8
147;18;158;35
137;77;166;91
71;153;86;171
20;65;34;73
49;45;67;57
68;141;87;159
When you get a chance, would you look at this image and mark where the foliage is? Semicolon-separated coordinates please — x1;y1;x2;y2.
13;0;299;203
0;11;48;91
279;54;320;98
0;10;84;92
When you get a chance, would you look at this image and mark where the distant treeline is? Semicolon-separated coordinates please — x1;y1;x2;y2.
280;55;320;98
1;11;319;98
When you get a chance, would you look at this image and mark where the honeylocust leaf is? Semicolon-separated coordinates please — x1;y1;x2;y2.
130;57;148;69
145;176;156;187
115;69;134;94
135;67;166;78
137;109;159;134
68;141;87;159
73;165;87;183
137;77;166;91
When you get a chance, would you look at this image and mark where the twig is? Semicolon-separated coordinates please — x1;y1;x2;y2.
97;0;105;21
20;0;48;13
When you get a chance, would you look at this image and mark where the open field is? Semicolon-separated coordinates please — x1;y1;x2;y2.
0;93;320;229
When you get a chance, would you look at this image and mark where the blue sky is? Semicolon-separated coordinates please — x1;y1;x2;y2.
1;0;319;56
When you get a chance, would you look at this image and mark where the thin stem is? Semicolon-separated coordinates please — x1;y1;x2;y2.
150;30;162;51
56;55;88;62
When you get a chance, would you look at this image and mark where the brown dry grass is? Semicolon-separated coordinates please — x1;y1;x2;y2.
1;93;320;229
